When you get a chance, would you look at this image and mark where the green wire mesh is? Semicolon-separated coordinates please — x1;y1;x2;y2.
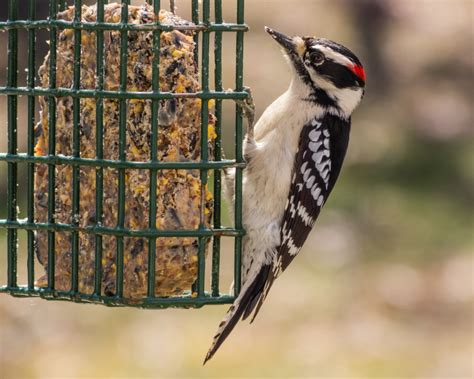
0;0;247;308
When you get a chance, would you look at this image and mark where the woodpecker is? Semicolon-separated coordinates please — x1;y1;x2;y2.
204;27;366;363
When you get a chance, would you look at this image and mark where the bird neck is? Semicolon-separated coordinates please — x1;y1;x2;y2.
282;83;326;122
288;75;356;121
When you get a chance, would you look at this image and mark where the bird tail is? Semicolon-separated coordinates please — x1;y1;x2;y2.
203;264;271;364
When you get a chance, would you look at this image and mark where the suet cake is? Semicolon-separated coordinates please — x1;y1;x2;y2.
34;3;215;299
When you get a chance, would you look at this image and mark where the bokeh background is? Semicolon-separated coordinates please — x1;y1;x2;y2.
1;0;473;377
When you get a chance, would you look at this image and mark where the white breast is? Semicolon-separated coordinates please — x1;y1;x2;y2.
241;82;325;277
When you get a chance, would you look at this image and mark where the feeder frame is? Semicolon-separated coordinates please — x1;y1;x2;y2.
0;0;247;309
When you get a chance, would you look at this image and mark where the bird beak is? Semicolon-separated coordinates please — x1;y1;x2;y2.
265;26;307;68
265;26;302;56
265;27;308;77
265;27;297;55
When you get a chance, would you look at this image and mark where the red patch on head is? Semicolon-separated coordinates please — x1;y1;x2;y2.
350;64;366;82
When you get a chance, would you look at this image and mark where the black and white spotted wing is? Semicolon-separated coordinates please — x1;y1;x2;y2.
248;114;350;321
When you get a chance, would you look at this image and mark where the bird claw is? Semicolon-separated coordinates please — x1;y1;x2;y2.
236;86;256;139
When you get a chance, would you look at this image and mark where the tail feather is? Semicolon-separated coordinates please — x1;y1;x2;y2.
249;269;277;323
241;264;271;321
203;264;271;364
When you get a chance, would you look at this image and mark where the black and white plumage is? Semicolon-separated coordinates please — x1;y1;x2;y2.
204;27;365;364
250;114;351;320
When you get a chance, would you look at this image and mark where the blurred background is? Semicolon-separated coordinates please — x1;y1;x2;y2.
0;0;473;377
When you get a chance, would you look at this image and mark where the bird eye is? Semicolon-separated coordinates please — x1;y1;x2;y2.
309;50;324;66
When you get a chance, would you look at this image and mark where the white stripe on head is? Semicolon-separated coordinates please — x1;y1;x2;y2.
311;44;354;67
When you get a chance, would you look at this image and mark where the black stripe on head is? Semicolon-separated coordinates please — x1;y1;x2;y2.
317;60;361;88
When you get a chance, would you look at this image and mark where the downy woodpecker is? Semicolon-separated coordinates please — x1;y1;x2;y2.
204;27;366;363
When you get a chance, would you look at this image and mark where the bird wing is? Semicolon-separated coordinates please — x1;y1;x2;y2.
249;115;350;321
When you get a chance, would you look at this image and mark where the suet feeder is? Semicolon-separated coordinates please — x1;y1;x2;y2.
0;0;248;308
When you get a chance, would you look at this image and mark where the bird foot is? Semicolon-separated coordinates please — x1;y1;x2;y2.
235;86;256;139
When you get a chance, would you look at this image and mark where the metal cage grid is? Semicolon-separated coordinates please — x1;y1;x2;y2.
0;0;248;308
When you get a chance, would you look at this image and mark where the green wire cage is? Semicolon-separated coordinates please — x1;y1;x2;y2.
0;0;248;308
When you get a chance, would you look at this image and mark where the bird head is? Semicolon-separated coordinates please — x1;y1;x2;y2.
265;27;365;118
